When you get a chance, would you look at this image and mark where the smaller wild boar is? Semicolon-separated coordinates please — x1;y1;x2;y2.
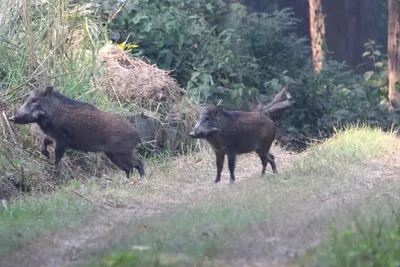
9;84;147;179
189;104;277;184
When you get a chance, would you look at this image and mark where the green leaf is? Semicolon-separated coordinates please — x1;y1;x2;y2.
230;89;238;100
238;86;243;97
190;71;201;81
362;51;370;58
364;71;374;82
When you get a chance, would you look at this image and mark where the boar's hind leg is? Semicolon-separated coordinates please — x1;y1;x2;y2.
267;153;278;174
105;152;131;179
256;149;268;175
105;152;144;179
256;149;278;175
214;150;225;183
227;152;236;184
132;154;145;178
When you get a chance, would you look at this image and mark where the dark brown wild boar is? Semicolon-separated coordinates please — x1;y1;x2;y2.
189;104;277;184
9;84;147;179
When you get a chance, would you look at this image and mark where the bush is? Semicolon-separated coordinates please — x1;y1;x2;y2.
1;0;396;152
100;1;308;110
277;40;397;148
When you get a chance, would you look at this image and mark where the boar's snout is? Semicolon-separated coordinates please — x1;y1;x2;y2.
10;105;42;124
10;111;31;124
189;126;220;139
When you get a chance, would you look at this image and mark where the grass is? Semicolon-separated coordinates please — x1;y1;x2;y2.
0;189;95;257
297;199;400;267
0;2;398;267
70;126;400;267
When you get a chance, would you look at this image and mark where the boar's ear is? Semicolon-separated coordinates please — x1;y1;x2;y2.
215;104;224;115
43;85;54;97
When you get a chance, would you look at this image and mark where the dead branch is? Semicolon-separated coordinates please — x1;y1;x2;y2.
254;84;293;124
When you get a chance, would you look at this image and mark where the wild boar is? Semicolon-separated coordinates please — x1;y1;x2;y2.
9;84;147;179
189;104;278;184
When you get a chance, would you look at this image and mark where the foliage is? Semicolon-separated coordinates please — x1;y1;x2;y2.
100;1;308;109
278;41;396;148
315;207;400;267
0;0;396;152
99;1;396;147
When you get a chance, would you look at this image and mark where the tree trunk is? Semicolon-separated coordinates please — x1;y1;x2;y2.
279;0;310;45
388;0;400;109
309;0;326;72
323;0;378;70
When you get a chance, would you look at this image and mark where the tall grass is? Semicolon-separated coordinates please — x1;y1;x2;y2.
0;0;107;100
0;0;128;191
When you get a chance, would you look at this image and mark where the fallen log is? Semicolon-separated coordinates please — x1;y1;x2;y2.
252;84;294;125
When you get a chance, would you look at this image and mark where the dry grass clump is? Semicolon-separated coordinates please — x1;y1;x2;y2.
160;98;200;152
94;43;185;109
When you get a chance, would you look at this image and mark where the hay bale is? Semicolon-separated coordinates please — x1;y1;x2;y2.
95;43;185;108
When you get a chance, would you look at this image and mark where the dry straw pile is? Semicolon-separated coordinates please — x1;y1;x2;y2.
95;43;185;108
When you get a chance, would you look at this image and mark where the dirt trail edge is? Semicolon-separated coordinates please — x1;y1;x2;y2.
1;146;399;267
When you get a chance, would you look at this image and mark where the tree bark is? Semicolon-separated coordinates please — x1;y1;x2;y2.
388;0;400;109
279;0;310;45
323;0;378;70
309;0;326;72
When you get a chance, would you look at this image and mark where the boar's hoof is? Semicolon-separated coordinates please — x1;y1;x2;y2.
214;179;220;184
273;169;278;174
137;168;145;178
229;180;235;184
41;149;50;159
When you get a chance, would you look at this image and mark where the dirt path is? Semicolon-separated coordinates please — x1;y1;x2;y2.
1;145;399;267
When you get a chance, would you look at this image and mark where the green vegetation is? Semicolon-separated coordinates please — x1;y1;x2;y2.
314;209;400;267
98;0;396;146
0;190;92;257
0;0;399;266
0;0;395;148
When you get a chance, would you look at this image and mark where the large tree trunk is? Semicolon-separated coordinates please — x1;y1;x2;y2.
388;0;400;109
309;0;326;72
279;0;310;45
323;0;378;70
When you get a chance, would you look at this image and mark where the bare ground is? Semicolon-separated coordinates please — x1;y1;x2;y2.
1;144;400;267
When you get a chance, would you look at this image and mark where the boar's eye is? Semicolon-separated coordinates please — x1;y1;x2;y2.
31;98;38;103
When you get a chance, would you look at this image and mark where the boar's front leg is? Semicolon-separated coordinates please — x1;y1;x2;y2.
214;150;225;183
227;152;236;184
54;141;67;168
41;136;53;159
